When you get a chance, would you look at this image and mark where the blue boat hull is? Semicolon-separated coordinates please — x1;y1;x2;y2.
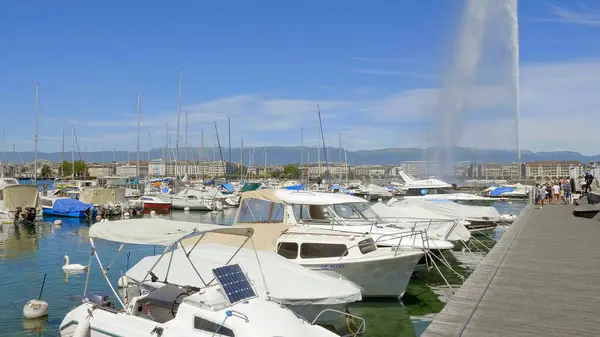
42;207;97;218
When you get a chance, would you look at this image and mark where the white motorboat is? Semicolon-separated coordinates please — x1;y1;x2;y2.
60;219;363;337
0;178;40;223
128;195;172;214
392;198;513;230
275;226;424;298
399;171;496;206
234;189;455;252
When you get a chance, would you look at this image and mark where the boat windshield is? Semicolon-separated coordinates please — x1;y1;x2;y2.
405;187;453;196
329;202;383;224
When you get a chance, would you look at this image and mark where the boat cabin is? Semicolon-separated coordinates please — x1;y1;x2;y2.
276;228;378;261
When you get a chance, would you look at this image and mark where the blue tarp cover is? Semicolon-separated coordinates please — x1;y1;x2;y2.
220;183;234;192
53;198;93;213
285;184;304;191
490;186;515;196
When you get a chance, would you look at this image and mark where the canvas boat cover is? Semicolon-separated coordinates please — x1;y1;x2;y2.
1;185;41;211
52;198;93;214
126;243;362;306
369;201;471;241
89;219;252;247
393;198;501;221
79;188;118;205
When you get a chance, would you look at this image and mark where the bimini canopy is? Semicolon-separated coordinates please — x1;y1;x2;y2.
79;188;118;205
126;243;362;306
1;185;41;211
89;218;253;248
240;189;365;206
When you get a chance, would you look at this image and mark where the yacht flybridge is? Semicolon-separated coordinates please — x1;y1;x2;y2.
399;171;495;206
60;218;364;337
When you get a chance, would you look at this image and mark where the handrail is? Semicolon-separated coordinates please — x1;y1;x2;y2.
311;309;366;337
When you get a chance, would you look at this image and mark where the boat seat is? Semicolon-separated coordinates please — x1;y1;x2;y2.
135;284;190;323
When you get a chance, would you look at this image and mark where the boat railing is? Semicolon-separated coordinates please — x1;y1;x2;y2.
338;229;429;259
312;309;366;337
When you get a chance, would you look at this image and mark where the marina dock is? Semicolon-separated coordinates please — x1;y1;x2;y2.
423;203;600;336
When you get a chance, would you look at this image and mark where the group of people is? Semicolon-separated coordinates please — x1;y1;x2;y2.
536;178;572;209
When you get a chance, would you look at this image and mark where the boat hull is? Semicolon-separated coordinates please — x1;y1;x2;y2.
170;198;213;211
42;207;97;218
301;251;423;298
142;202;172;214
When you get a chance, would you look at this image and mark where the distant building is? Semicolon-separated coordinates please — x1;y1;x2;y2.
395;161;451;179
525;161;585;180
469;162;523;180
88;165;112;178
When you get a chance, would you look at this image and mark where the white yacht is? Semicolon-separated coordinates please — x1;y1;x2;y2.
0;178;40;223
234;189;455;252
399;171;495;206
60;219;362;337
275;226;423;297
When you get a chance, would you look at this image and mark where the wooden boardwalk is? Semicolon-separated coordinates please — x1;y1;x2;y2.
422;203;600;337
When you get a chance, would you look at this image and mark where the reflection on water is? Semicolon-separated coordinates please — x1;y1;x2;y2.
0;201;525;336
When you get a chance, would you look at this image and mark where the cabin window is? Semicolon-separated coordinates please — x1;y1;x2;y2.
292;204;312;221
331;204;362;220
237;199;284;223
300;243;349;259
140;196;153;201
358;238;377;255
276;242;298;259
193;317;235;337
41;199;53;207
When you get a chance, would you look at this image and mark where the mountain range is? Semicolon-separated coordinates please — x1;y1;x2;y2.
4;147;600;165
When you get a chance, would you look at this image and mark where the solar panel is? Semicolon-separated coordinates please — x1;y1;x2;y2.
212;264;257;305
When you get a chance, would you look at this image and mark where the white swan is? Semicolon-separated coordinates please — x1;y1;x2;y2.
62;255;88;272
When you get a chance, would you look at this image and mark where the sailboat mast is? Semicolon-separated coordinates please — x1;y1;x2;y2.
175;69;183;176
317;105;330;186
264;146;267;180
163;124;167;164
300;127;304;183
227;117;231;181
136;93;140;179
200;130;204;179
240;138;244;182
34;82;39;182
71;125;75;180
338;132;342;183
61;121;65;177
185;113;188;177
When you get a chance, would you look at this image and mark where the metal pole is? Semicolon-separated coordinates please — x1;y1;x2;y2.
228;117;231;180
301;127;304;183
240;138;244;182
136;93;140;179
185;113;188;176
175;69;183;176
34;82;39;182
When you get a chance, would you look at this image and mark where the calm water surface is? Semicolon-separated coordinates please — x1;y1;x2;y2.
0;194;526;337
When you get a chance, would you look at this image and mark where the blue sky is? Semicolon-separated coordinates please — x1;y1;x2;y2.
1;0;600;154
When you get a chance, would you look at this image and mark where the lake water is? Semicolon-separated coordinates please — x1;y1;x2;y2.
0;189;527;337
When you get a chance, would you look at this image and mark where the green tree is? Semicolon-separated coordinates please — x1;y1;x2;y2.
59;160;88;178
40;164;52;178
283;164;299;178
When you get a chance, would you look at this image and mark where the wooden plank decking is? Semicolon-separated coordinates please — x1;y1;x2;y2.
422;203;600;337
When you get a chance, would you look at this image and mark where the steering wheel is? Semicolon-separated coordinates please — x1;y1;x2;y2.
170;293;188;317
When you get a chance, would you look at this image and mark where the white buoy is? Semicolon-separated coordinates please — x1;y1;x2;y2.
184;207;190;212
53;219;62;226
124;212;130;218
24;272;48;319
378;198;383;202
118;276;129;288
23;300;48;319
150;210;157;217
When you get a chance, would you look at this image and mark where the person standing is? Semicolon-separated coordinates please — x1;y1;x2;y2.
538;184;546;209
563;180;571;204
552;183;560;204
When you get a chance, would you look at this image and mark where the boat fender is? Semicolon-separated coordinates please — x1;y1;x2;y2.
53;220;62;226
73;318;90;337
23;300;48;319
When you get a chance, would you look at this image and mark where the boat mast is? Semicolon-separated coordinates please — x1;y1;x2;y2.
61;121;65;177
240;137;244;183
175;69;183;177
264;146;267;180
228;116;231;181
136;93;140;180
200;130;204;179
300;126;304;184
339;132;342;183
185;113;188;177
163;124;167;164
71;125;75;180
34;82;39;182
317;105;331;186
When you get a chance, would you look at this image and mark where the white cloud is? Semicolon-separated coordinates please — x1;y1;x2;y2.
24;58;600;155
532;4;600;26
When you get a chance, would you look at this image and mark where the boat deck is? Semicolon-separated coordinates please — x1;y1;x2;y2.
423;203;600;337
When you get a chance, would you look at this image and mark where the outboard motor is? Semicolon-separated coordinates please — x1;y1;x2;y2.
85;292;115;309
14;207;37;222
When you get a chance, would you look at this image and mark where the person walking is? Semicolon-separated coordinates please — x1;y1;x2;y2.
538;184;546;209
552;183;560;204
563;180;571;204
